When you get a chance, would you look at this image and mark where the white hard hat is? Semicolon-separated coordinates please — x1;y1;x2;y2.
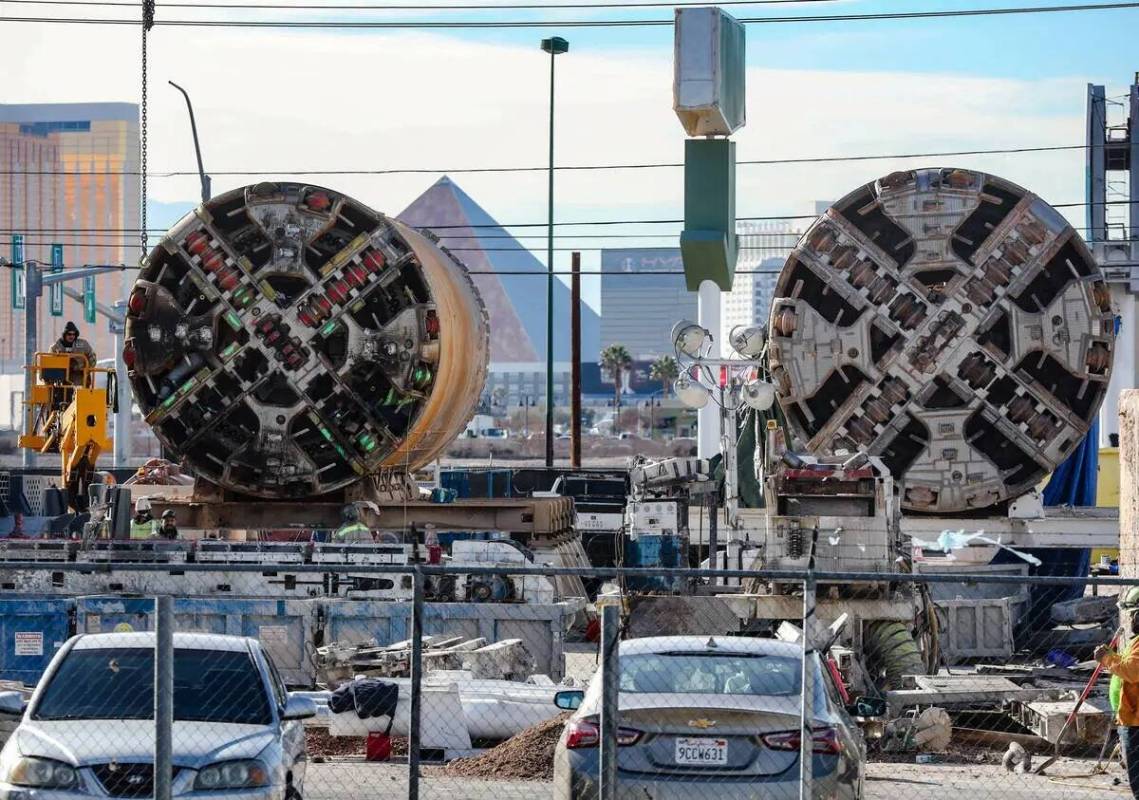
135;497;152;513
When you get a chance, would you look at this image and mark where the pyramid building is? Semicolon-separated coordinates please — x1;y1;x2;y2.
399;177;600;404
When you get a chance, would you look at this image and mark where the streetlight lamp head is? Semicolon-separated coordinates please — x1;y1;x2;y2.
674;375;711;409
729;325;766;358
672;320;712;358
740;379;777;411
541;36;570;54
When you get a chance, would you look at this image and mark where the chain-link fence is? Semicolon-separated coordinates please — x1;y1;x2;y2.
0;559;1133;800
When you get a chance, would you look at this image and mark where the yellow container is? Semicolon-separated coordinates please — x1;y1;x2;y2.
1093;446;1120;566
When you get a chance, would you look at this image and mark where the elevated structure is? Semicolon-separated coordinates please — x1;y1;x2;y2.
1090;76;1139;447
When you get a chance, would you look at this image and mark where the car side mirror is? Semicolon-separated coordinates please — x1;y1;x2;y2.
281;694;317;721
0;691;26;717
554;690;584;711
847;696;888;718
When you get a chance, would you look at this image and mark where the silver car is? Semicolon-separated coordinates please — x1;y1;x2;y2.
0;632;315;800
552;636;871;800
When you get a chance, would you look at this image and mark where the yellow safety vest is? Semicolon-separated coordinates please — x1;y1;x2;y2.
334;522;370;542
130;518;157;539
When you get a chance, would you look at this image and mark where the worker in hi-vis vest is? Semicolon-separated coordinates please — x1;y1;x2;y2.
1098;586;1139;798
333;504;370;543
129;497;158;539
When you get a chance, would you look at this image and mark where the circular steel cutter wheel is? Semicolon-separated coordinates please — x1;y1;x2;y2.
125;182;489;499
768;168;1115;513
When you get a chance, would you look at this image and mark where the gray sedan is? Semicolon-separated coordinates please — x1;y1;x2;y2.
552;636;870;800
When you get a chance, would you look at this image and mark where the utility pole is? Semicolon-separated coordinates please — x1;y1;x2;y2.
570;251;582;469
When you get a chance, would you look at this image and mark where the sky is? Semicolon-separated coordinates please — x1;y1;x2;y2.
4;0;1138;311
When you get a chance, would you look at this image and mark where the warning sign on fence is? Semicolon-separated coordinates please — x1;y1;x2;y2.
14;631;43;657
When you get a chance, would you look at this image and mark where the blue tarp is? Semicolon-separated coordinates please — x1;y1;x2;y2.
994;418;1098;628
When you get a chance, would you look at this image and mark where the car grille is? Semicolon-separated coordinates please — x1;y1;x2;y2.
91;763;182;797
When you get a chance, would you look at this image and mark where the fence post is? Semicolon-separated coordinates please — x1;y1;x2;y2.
408;568;424;800
800;572;816;800
707;490;718;585
600;602;620;800
154;595;174;800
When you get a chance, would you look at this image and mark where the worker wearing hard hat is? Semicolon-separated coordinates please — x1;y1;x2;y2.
333;504;371;543
51;321;96;385
158;509;179;540
1096;586;1139;798
129;497;158;540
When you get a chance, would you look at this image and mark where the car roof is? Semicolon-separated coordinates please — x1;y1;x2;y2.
70;632;256;652
619;636;802;658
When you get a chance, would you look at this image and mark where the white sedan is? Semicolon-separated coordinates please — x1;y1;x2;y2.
0;632;315;800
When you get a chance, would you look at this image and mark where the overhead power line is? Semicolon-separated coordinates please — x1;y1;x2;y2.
0;0;840;8
3;1;1138;27
0;262;788;275
0;143;1107;179
4;201;1132;235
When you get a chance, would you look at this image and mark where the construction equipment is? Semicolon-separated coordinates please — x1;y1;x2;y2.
627;167;1117;695
124;182;489;501
17;353;117;511
770;168;1113;514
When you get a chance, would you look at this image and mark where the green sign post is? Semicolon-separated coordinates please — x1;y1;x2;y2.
11;234;25;310
50;244;64;316
83;275;96;324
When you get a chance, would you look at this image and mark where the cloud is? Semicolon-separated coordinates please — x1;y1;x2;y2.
4;25;1090;238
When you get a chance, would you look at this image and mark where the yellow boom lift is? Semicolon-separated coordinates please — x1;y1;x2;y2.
18;353;117;511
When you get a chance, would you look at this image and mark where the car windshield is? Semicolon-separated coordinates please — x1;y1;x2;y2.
33;648;272;725
620;651;802;696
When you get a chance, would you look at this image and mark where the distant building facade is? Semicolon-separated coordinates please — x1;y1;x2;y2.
720;220;800;346
600;248;696;361
0;103;140;371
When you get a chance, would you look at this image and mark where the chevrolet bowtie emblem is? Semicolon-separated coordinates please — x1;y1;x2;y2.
688;719;717;729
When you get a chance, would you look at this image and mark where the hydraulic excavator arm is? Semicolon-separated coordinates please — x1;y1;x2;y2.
18;353;116;511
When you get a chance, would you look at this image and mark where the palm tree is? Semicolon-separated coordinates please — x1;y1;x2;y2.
600;344;633;421
650;355;679;398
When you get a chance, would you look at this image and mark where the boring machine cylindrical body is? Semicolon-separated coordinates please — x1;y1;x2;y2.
125;183;489;499
768;168;1115;514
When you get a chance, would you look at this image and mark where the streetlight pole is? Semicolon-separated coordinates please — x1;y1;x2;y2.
168;81;211;204
540;35;568;469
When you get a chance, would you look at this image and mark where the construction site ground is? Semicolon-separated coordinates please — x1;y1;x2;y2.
303;757;1128;800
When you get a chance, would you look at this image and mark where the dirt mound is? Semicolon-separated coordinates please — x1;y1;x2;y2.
305;729;408;760
444;713;571;781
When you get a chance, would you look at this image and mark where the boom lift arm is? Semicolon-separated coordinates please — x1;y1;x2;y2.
18;353;117;511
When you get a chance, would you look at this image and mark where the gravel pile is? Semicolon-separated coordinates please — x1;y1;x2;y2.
444;713;571;781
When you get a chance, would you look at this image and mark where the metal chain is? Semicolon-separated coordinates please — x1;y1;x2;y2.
140;0;155;264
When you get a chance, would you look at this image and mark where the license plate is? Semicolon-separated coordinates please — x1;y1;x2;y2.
675;737;728;766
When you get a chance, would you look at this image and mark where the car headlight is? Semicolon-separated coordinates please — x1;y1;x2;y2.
7;756;81;789
193;760;270;790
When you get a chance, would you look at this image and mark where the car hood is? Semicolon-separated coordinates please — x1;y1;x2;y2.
13;719;275;768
